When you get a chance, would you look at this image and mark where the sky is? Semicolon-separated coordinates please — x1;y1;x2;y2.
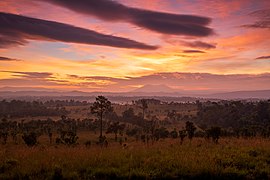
0;0;269;92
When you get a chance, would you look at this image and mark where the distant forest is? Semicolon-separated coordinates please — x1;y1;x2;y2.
0;100;76;117
195;100;270;137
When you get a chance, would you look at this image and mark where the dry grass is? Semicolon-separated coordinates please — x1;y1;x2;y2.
0;137;270;179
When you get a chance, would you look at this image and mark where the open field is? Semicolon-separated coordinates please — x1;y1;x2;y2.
0;137;270;179
0;99;269;179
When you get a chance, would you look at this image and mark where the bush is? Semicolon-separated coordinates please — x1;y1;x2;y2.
22;132;38;147
207;126;221;143
56;130;78;146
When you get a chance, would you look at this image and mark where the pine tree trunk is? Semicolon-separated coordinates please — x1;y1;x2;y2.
100;112;103;138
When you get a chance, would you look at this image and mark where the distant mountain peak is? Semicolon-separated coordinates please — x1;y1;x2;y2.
132;84;176;93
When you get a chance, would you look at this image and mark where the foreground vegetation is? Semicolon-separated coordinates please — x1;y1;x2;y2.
0;97;269;179
0;138;269;179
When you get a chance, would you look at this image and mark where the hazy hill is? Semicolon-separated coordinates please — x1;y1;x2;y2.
205;90;270;99
133;84;177;93
0;87;269;100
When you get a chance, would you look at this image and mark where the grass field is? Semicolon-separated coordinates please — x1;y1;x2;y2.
0;137;269;179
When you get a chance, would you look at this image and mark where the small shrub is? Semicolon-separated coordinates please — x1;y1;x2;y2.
56;130;78;146
84;140;91;147
248;150;260;157
207;126;221;143
22;132;38;147
52;166;63;180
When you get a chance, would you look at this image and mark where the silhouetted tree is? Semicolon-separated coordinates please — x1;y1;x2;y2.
207;126;221;143
185;121;196;142
47;127;53;144
91;96;113;143
11;129;18;144
167;110;177;122
179;130;187;145
0;131;8;144
0;118;8;144
126;127;140;137
139;99;148;120
153;127;169;140
106;121;125;142
22;132;38;147
170;128;178;138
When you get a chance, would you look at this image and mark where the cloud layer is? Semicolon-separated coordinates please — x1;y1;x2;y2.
43;0;214;37
183;50;206;53
243;9;270;29
256;55;270;60
0;12;157;50
4;71;53;79
184;41;216;50
0;56;20;61
1;71;270;92
61;72;270;91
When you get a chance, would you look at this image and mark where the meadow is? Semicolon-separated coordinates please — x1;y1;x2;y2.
1;99;270;179
0;136;270;179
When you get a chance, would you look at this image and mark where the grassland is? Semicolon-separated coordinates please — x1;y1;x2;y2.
0;136;269;179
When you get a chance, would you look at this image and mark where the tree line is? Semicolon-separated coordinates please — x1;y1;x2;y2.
0;100;76;118
0;97;269;147
195;100;270;137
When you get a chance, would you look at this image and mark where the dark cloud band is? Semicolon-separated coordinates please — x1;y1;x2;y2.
42;0;214;37
184;41;216;49
0;56;21;61
255;55;270;60
1;71;53;79
0;12;157;50
183;50;206;53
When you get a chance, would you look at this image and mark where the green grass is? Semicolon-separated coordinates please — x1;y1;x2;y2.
0;137;270;179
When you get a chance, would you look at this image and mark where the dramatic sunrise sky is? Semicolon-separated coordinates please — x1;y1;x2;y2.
0;0;270;92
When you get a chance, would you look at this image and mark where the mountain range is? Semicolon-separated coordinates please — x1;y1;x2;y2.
0;85;270;99
0;85;269;100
